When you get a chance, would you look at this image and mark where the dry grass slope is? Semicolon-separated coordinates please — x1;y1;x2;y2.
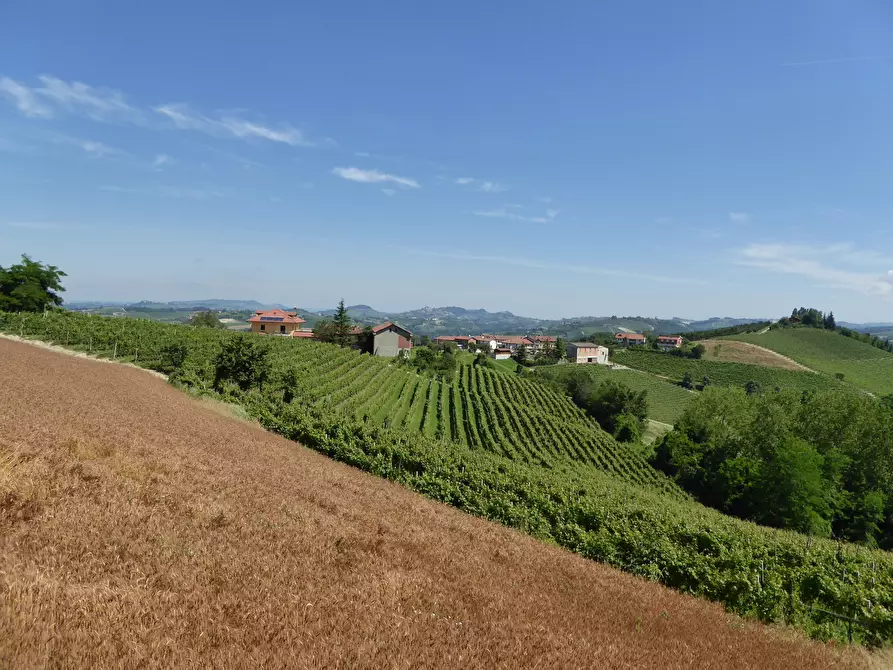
701;339;812;371
0;339;865;669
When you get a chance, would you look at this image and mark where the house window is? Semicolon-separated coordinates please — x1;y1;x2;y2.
280;325;286;333
260;324;265;331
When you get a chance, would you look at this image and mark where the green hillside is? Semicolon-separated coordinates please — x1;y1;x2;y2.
0;311;681;498
6;310;893;644
730;328;893;395
537;364;694;424
613;348;841;393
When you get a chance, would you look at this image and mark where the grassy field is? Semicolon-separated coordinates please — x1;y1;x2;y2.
6;341;865;668
537;364;695;424
730;328;893;395
613;349;842;393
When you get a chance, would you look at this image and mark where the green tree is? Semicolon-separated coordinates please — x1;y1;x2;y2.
332;299;354;348
512;344;530;366
681;372;694;389
824;311;837;330
213;335;271;391
189;310;224;328
586;380;648;435
745;380;762;396
0;254;67;312
612;412;642;443
313;319;337;343
553;336;567;362
690;343;706;360
756;436;830;535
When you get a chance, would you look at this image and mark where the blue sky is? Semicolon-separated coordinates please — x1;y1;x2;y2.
2;0;893;321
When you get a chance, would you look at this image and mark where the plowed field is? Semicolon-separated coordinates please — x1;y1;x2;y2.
0;339;863;668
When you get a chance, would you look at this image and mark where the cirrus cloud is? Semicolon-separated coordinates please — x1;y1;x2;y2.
332;166;420;189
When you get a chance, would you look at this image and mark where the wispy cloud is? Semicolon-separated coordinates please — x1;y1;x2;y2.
478;180;509;193
400;247;701;284
152;154;172;168
35;75;140;121
331;166;420;189
100;184;223;200
454;177;510;192
737;242;893;297
47;133;126;158
729;211;750;224
0;74;332;147
472;206;558;224
0;77;52;118
155;104;321;146
781;55;892;67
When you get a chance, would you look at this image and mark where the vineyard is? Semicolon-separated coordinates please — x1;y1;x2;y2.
5;310;893;645
613;349;842;393
0;311;681;497
536;364;694;424
730;328;893;395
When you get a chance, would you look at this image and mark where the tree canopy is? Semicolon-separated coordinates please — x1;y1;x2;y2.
0;254;67;313
653;387;893;546
189;310;224;329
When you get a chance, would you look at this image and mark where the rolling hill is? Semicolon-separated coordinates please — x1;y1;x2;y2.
729;328;893;395
612;348;841;393
1;339;863;668
4;311;893;647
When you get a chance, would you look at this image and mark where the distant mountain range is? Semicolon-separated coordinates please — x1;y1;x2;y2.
66;299;893;339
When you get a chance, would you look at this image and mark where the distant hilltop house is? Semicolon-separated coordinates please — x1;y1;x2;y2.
247;308;306;335
614;333;647;347
370;322;413;358
656;335;683;350
434;335;477;350
565;342;610;365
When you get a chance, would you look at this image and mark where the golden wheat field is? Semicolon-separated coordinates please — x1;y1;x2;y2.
0;339;866;668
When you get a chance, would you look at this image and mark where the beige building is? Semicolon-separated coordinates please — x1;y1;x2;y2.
247;308;306;335
565;342;610;365
371;322;413;358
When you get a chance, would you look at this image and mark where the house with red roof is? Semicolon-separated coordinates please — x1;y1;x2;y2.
497;335;534;352
371;322;413;358
614;332;648;347
247;308;306;336
433;335;477;350
656;335;683;350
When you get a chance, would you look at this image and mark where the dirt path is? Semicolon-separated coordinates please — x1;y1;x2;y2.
0;339;865;668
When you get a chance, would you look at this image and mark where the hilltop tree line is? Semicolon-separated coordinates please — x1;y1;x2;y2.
653;387;893;548
782;306;893;353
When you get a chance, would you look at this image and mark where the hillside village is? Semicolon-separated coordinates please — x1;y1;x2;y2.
247;307;686;365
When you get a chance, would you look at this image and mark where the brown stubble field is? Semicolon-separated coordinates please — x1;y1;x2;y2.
0;339;865;668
